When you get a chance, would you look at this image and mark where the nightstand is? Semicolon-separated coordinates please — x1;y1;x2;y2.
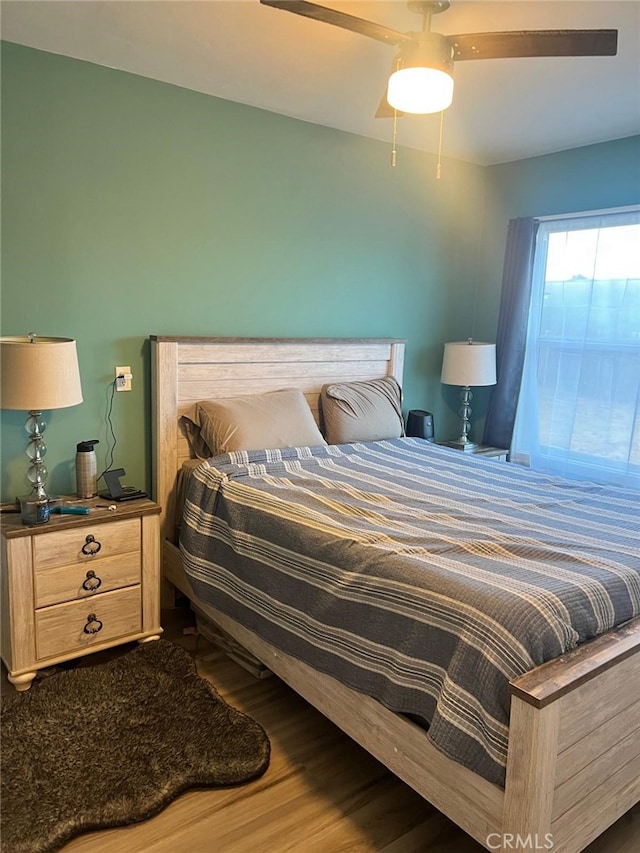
1;497;162;690
437;442;509;462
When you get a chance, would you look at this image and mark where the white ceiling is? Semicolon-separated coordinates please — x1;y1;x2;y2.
2;0;639;165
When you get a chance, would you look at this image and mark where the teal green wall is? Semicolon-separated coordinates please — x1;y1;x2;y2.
1;42;487;501
2;42;638;503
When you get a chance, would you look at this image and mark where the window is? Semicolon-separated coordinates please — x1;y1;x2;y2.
512;209;640;488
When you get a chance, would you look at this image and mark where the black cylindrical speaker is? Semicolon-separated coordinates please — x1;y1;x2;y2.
406;410;435;441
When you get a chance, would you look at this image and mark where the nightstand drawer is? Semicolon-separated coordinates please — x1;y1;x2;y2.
34;554;142;608
35;586;142;661
33;518;140;571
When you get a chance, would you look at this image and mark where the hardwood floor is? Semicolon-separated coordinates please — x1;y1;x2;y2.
3;606;638;852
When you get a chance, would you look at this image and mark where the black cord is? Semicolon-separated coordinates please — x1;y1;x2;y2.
98;379;118;482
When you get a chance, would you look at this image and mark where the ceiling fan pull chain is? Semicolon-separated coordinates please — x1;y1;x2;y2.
436;109;444;179
390;55;402;168
391;108;398;167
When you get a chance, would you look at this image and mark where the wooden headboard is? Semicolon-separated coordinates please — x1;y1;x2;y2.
150;336;405;546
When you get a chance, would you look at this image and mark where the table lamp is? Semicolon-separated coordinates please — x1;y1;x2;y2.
1;334;83;522
441;338;496;450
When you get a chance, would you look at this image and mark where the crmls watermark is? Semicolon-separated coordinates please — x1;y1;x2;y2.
486;833;554;850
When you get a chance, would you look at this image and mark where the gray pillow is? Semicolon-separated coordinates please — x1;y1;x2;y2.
320;376;404;444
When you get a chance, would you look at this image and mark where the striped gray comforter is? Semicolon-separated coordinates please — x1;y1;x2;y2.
180;439;640;786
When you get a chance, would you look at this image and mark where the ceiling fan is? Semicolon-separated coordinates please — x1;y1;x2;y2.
259;0;618;116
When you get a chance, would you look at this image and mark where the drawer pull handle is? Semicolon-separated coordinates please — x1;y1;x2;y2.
83;613;103;635
82;570;102;592
81;535;102;556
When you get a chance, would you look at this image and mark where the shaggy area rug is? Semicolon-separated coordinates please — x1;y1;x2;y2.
1;639;270;853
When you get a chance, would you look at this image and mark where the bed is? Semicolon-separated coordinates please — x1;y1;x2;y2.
151;335;640;852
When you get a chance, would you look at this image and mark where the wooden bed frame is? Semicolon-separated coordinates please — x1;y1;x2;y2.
151;335;639;853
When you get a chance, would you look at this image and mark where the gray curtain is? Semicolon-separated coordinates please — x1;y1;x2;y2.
482;217;539;450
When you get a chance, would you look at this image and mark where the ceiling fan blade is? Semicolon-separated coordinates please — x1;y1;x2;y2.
260;0;415;46
450;29;618;60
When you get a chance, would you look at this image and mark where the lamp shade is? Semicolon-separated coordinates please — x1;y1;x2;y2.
0;335;83;410
387;33;455;115
387;67;454;114
441;340;496;387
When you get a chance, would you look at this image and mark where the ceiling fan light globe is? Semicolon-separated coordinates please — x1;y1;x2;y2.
387;67;454;114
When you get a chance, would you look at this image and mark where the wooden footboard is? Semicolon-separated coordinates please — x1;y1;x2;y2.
506;620;640;852
163;538;640;853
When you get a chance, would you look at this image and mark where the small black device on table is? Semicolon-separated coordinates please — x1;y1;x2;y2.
99;468;147;502
406;410;435;441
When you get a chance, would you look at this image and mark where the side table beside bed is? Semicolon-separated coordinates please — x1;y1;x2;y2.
1;496;162;691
